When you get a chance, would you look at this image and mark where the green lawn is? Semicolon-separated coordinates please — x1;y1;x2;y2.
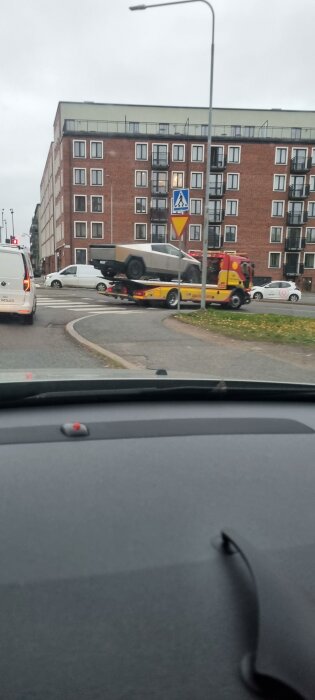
176;308;315;345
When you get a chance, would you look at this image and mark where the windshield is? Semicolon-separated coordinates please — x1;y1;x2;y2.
0;0;315;386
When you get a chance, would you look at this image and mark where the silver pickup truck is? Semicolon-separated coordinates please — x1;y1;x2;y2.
89;243;201;282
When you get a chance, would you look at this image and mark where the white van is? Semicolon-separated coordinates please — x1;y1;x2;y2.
45;264;109;290
0;245;36;324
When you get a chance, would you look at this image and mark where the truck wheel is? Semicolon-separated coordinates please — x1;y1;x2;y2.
229;291;242;310
126;258;145;280
165;289;180;309
183;266;201;283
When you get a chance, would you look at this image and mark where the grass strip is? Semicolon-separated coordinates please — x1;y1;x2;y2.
176;308;315;345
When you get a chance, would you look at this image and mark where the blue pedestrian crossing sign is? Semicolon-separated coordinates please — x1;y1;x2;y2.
172;188;189;213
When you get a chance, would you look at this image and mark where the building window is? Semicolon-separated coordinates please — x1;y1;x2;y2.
74;222;87;238
273;174;286;191
225;199;238;217
304;253;315;268
190;198;202;215
158;123;169;134
231;125;241;137
73;140;86;158
306;228;315;244
73;168;86;185
226;173;239;190
135;143;148;160
309;176;315;191
291;127;301;139
208;225;221;249
191;145;204;162
152;144;168;167
134;223;147;240
224;225;237;243
272;200;284;217
312;148;315;166
244;126;255;137
74;195;86;212
90;141;103;158
189;225;202;241
172;171;184;188
91;196;103;213
269;252;281;268
91;222;103;239
275;147;288;165
308;202;315;217
135;197;147;214
228;146;241;164
129;122;140;134
151;224;167;243
172;144;185;161
135;170;148;187
270;226;282;243
151;171;168;193
91;169;103;186
191;172;203;189
75;248;87;264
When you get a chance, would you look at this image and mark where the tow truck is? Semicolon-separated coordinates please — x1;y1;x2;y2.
100;250;254;310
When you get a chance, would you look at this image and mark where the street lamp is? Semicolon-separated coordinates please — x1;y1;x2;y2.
10;208;15;238
129;0;215;309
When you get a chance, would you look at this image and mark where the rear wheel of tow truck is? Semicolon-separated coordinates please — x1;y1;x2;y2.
165;288;180;309
229;291;242;310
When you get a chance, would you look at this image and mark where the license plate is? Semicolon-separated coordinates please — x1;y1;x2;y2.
0;297;14;303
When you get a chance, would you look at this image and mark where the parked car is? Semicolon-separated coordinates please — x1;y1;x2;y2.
0;244;36;324
45;264;109;291
89;243;201;281
250;280;301;302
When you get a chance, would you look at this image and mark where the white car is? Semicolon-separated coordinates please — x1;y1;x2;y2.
0;244;36;324
250;281;301;302
45;264;109;291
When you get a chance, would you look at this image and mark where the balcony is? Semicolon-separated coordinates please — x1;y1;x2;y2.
288;185;310;200
208;209;224;224
151;186;168;196
285;236;305;251
287;211;308;226
150;207;168;222
208;233;223;250
290;157;312;173
210;156;227;171
209;184;225;198
152;157;169;170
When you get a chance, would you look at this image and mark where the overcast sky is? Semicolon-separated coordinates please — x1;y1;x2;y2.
1;0;315;241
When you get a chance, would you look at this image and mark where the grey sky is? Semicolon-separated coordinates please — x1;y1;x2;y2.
1;0;315;239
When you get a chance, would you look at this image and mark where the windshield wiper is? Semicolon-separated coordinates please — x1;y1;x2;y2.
220;529;315;699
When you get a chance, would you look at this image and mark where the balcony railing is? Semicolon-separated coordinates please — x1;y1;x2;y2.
290;157;312;173
283;262;304;276
209;184;225;198
284;237;305;251
287;211;308;225
150;207;168;222
152;157;169;169
208;209;224;223
288;185;310;199
207;233;223;250
151;186;168;196
210;157;227;171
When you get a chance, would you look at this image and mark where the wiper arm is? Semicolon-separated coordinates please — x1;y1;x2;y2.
221;529;315;699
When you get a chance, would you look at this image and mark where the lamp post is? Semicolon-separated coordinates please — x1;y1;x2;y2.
129;0;215;309
10;208;15;239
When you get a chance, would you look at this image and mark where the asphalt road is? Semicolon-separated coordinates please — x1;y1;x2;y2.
0;287;314;382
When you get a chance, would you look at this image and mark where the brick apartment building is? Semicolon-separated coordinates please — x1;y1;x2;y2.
38;102;315;290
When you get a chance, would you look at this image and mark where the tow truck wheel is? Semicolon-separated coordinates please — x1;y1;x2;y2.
165;289;180;309
229;292;242;310
126;258;145;280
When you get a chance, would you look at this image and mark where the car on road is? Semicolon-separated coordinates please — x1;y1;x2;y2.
0;244;36;324
89;243;201;281
250;280;301;302
45;264;109;291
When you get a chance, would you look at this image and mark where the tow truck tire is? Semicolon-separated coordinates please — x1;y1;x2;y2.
165;289;180;309
229;291;242;310
126;258;145;280
183;266;201;283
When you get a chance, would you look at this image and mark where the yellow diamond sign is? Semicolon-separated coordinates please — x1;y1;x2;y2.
171;215;189;239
